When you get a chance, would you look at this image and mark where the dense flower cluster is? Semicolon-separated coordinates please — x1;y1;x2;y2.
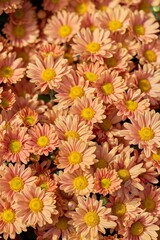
0;0;160;239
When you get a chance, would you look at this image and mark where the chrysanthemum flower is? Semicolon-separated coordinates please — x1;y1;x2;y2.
0;0;23;15
57;138;96;173
94;168;122;196
28;123;59;156
146;148;160;174
94;0;120;11
69;195;117;239
70;96;106;126
42;0;69;13
120;110;160;157
68;0;95;15
27;54;70;92
72;28;114;64
0;89;16;111
17;107;38;127
44;10;81;44
13;185;58;228
81;11;100;31
38;43;64;60
0;163;37;201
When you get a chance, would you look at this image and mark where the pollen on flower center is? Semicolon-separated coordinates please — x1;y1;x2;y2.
101;178;111;189
29;198;43;212
138;79;151;93
9;140;22;153
58;25;72;38
76;3;87;15
41;68;56;82
39;182;48;190
130;221;144;236
152;149;160;162
56;216;68;230
84;211;100;227
81;107;95;120
69;86;84;100
108;20;122;31
0;66;13;78
142;197;155;212
68;151;82;164
73;175;88;190
25;115;35;125
126;100;138;111
138;127;154;141
1;209;15;223
86;42;101;53
1;98;9;109
143;50;157;62
99;118;112;131
134;25;145;35
9;176;24;191
65;130;80;140
94;158;108;169
105;57;117;68
13;25;26;38
102;83;114;95
85;72;98;82
112;202;126;217
118;169;130;183
37;135;49;147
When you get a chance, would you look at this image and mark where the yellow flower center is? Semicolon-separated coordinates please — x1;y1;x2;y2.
39;182;48;190
130;221;144;236
68;151;82;164
89;26;97;32
85;72;98;82
143;50;157;62
102;83;114;95
73;175;88;190
9;140;22;153
51;0;59;3
25;116;35;125
86;42;101;53
37;135;49;147
76;3;87;15
134;25;145;35
94;158;108;169
126;100;138;111
41;68;56;82
105;57;117;68
14;9;24;20
101;178;111;189
100;5;107;11
69;86;84;100
118;169;130;183
58;25;72;38
81;107;95;121
138;79;151;93
112;202;126;217
13;25;25;38
99;118;112;131
1;98;9;109
84;211;100;227
9;176;24;191
108;20;122;31
29;198;43;213
152;149;160;162
64;130;80;140
139;2;150;13
142;196;155;212
56;216;68;230
1;209;15;223
0;66;13;78
138;127;154;141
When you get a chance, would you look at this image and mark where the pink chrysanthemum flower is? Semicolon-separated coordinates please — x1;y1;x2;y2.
116;89;150;121
0;89;16;111
28;123;59;156
0;52;25;84
13;185;58;228
120;110;160;157
35;174;57;193
68;0;95;15
95;70;127;105
81;11;100;31
97;5;130;35
129;10;159;43
44;10;81;44
27;55;70;92
38;43;64;60
94;168;122;196
0;125;32;164
70;96;106;126
17;107;38;127
72;28;114;64
57;138;96;173
0;163;37;201
69;195;117;239
58;168;94;196
146;148;160;174
0;0;23;15
55;114;94;142
0;198;27;240
42;0;69;13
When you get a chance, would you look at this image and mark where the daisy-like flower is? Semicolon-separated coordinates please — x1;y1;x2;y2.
81;11;100;31
95;70;127;105
58;168;94;196
28;123;59;156
13;185;58;228
0;52;25;84
38;42;64;60
0;125;32;164
0;0;23;15
0;163;37;201
17;107;38;127
97;5;130;35
72;28;114;64
0;198;27;240
69;195;117;240
120;110;160;157
36;174;57;193
0;89;16;111
42;0;69;13
44;10;81;44
57;138;96;173
68;0;95;15
146;148;160;174
94;168;122;196
129;10;159;43
70;96;106;126
55;114;95;142
27;54;70;92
